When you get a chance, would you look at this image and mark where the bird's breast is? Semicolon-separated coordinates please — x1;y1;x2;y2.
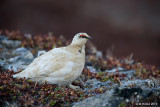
64;53;85;81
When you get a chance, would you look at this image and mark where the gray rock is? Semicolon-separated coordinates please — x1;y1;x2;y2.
73;87;160;107
105;67;135;79
120;79;160;89
8;62;28;72
13;47;34;60
8;65;18;72
0;60;11;70
0;35;8;41
82;77;160;94
0;47;34;72
13;47;28;54
0;59;5;66
9;56;21;62
8;47;34;72
73;89;122;107
1;39;21;48
87;66;135;79
83;79;111;92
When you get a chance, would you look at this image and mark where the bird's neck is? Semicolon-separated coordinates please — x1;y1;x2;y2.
68;43;85;53
69;44;84;50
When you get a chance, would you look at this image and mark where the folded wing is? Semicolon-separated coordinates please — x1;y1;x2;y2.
13;48;73;79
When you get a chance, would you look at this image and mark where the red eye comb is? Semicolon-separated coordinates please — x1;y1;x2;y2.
80;34;87;37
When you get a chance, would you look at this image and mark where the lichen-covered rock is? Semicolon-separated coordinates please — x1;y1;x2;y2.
0;47;34;72
1;39;21;48
73;89;121;107
73;88;160;107
13;47;34;60
8;47;34;72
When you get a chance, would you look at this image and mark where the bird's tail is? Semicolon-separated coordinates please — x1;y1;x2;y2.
12;73;21;78
12;70;28;79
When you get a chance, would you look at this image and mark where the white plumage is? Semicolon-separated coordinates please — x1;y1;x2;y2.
13;33;91;90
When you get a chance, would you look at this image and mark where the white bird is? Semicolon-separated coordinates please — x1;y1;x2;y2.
13;33;91;90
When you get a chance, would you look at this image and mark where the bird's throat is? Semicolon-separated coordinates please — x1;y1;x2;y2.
68;44;85;53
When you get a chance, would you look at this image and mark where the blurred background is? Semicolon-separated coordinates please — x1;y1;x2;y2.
0;0;160;66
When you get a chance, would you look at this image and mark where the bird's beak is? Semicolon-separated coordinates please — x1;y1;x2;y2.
87;36;92;39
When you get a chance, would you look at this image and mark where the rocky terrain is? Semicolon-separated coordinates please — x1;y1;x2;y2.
0;30;160;107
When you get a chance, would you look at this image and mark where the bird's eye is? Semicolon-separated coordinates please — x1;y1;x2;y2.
81;36;87;38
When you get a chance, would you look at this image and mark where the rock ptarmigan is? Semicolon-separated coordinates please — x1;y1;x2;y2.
13;33;91;90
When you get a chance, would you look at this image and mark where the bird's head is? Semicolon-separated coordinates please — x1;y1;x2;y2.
71;33;91;46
